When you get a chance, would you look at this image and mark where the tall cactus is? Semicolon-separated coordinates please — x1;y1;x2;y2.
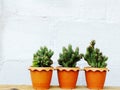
32;46;54;67
58;44;83;67
84;40;108;68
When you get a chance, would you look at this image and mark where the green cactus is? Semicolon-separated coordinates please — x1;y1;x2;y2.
58;44;83;67
32;46;54;67
84;40;108;68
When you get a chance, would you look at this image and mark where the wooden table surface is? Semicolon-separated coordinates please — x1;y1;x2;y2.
0;85;120;90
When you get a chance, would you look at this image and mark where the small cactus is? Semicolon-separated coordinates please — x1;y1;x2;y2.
84;40;108;68
58;44;83;67
32;46;54;67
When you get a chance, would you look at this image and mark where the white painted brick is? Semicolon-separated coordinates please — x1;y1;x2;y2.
2;16;55;60
0;0;3;62
0;61;31;84
0;0;2;16
3;0;85;17
82;0;107;20
106;0;120;23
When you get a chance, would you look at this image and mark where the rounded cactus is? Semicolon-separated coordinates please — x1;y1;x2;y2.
32;46;54;67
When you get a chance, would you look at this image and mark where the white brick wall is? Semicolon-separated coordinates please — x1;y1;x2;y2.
0;0;3;62
0;0;120;86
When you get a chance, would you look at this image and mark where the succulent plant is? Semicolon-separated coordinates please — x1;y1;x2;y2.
32;46;54;67
84;40;108;68
58;44;83;67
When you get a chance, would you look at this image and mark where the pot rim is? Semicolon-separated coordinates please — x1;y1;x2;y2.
28;66;54;71
84;67;109;72
55;66;80;71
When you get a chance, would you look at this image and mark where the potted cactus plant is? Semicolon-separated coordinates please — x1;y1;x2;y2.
84;40;109;89
56;44;83;89
29;46;54;89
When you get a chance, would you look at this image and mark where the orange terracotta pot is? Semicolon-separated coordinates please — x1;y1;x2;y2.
84;67;108;89
56;67;80;89
29;67;54;89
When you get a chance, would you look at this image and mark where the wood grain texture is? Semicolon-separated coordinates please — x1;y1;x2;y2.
0;85;120;90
